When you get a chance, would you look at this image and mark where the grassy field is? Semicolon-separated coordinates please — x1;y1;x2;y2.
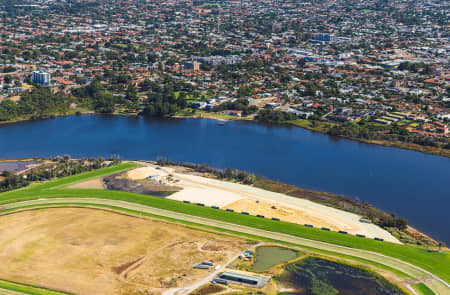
412;283;435;295
0;164;449;285
0;279;70;295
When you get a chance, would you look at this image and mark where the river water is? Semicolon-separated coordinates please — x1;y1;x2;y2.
0;114;448;243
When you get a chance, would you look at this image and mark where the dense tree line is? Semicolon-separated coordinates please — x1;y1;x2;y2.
398;62;431;74
1;66;16;73
255;109;297;122
327;121;450;149
0;88;72;121
377;214;408;231
72;81;139;113
142;88;187;117
0;0;37;18
0;172;28;192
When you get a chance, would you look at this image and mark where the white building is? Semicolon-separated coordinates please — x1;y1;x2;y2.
32;70;51;85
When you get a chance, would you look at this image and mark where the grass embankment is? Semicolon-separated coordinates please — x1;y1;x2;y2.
412;283;435;295
36;162;139;190
0;279;70;295
0;164;449;284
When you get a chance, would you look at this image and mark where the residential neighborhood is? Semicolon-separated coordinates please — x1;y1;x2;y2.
0;0;448;152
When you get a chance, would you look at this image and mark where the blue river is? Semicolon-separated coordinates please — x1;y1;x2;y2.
0;114;449;243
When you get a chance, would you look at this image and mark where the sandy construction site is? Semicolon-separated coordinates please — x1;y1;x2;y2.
127;164;399;243
0;208;246;295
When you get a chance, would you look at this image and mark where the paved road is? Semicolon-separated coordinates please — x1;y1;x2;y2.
1;198;449;295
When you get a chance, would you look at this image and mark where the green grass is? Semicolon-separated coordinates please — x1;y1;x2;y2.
412;283;435;295
0;279;71;295
287;119;335;133
0;162;138;194
0;164;449;284
200;3;219;8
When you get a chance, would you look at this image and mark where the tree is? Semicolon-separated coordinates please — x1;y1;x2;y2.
3;75;12;84
238;86;253;97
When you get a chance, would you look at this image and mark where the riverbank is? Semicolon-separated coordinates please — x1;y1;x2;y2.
0;108;95;126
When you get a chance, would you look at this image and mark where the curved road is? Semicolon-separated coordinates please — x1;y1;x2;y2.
1;198;449;295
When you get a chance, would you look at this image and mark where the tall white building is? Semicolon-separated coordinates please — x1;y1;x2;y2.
32;70;51;85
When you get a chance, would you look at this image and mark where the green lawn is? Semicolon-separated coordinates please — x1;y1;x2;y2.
412;283;435;295
0;164;449;284
0;279;71;295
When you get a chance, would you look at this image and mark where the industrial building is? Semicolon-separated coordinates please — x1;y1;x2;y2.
217;271;269;288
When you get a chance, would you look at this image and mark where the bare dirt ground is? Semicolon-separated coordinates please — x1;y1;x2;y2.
125;164;398;242
68;177;105;189
127;166;162;180
0;208;246;295
224;199;341;231
102;172;180;197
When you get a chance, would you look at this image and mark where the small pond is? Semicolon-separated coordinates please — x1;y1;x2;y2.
278;257;406;295
251;246;298;272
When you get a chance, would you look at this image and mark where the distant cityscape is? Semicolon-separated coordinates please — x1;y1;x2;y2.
0;0;448;152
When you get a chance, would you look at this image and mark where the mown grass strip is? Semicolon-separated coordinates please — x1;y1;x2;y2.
39;162;139;190
0;279;71;295
412;283;435;295
0;162;139;199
